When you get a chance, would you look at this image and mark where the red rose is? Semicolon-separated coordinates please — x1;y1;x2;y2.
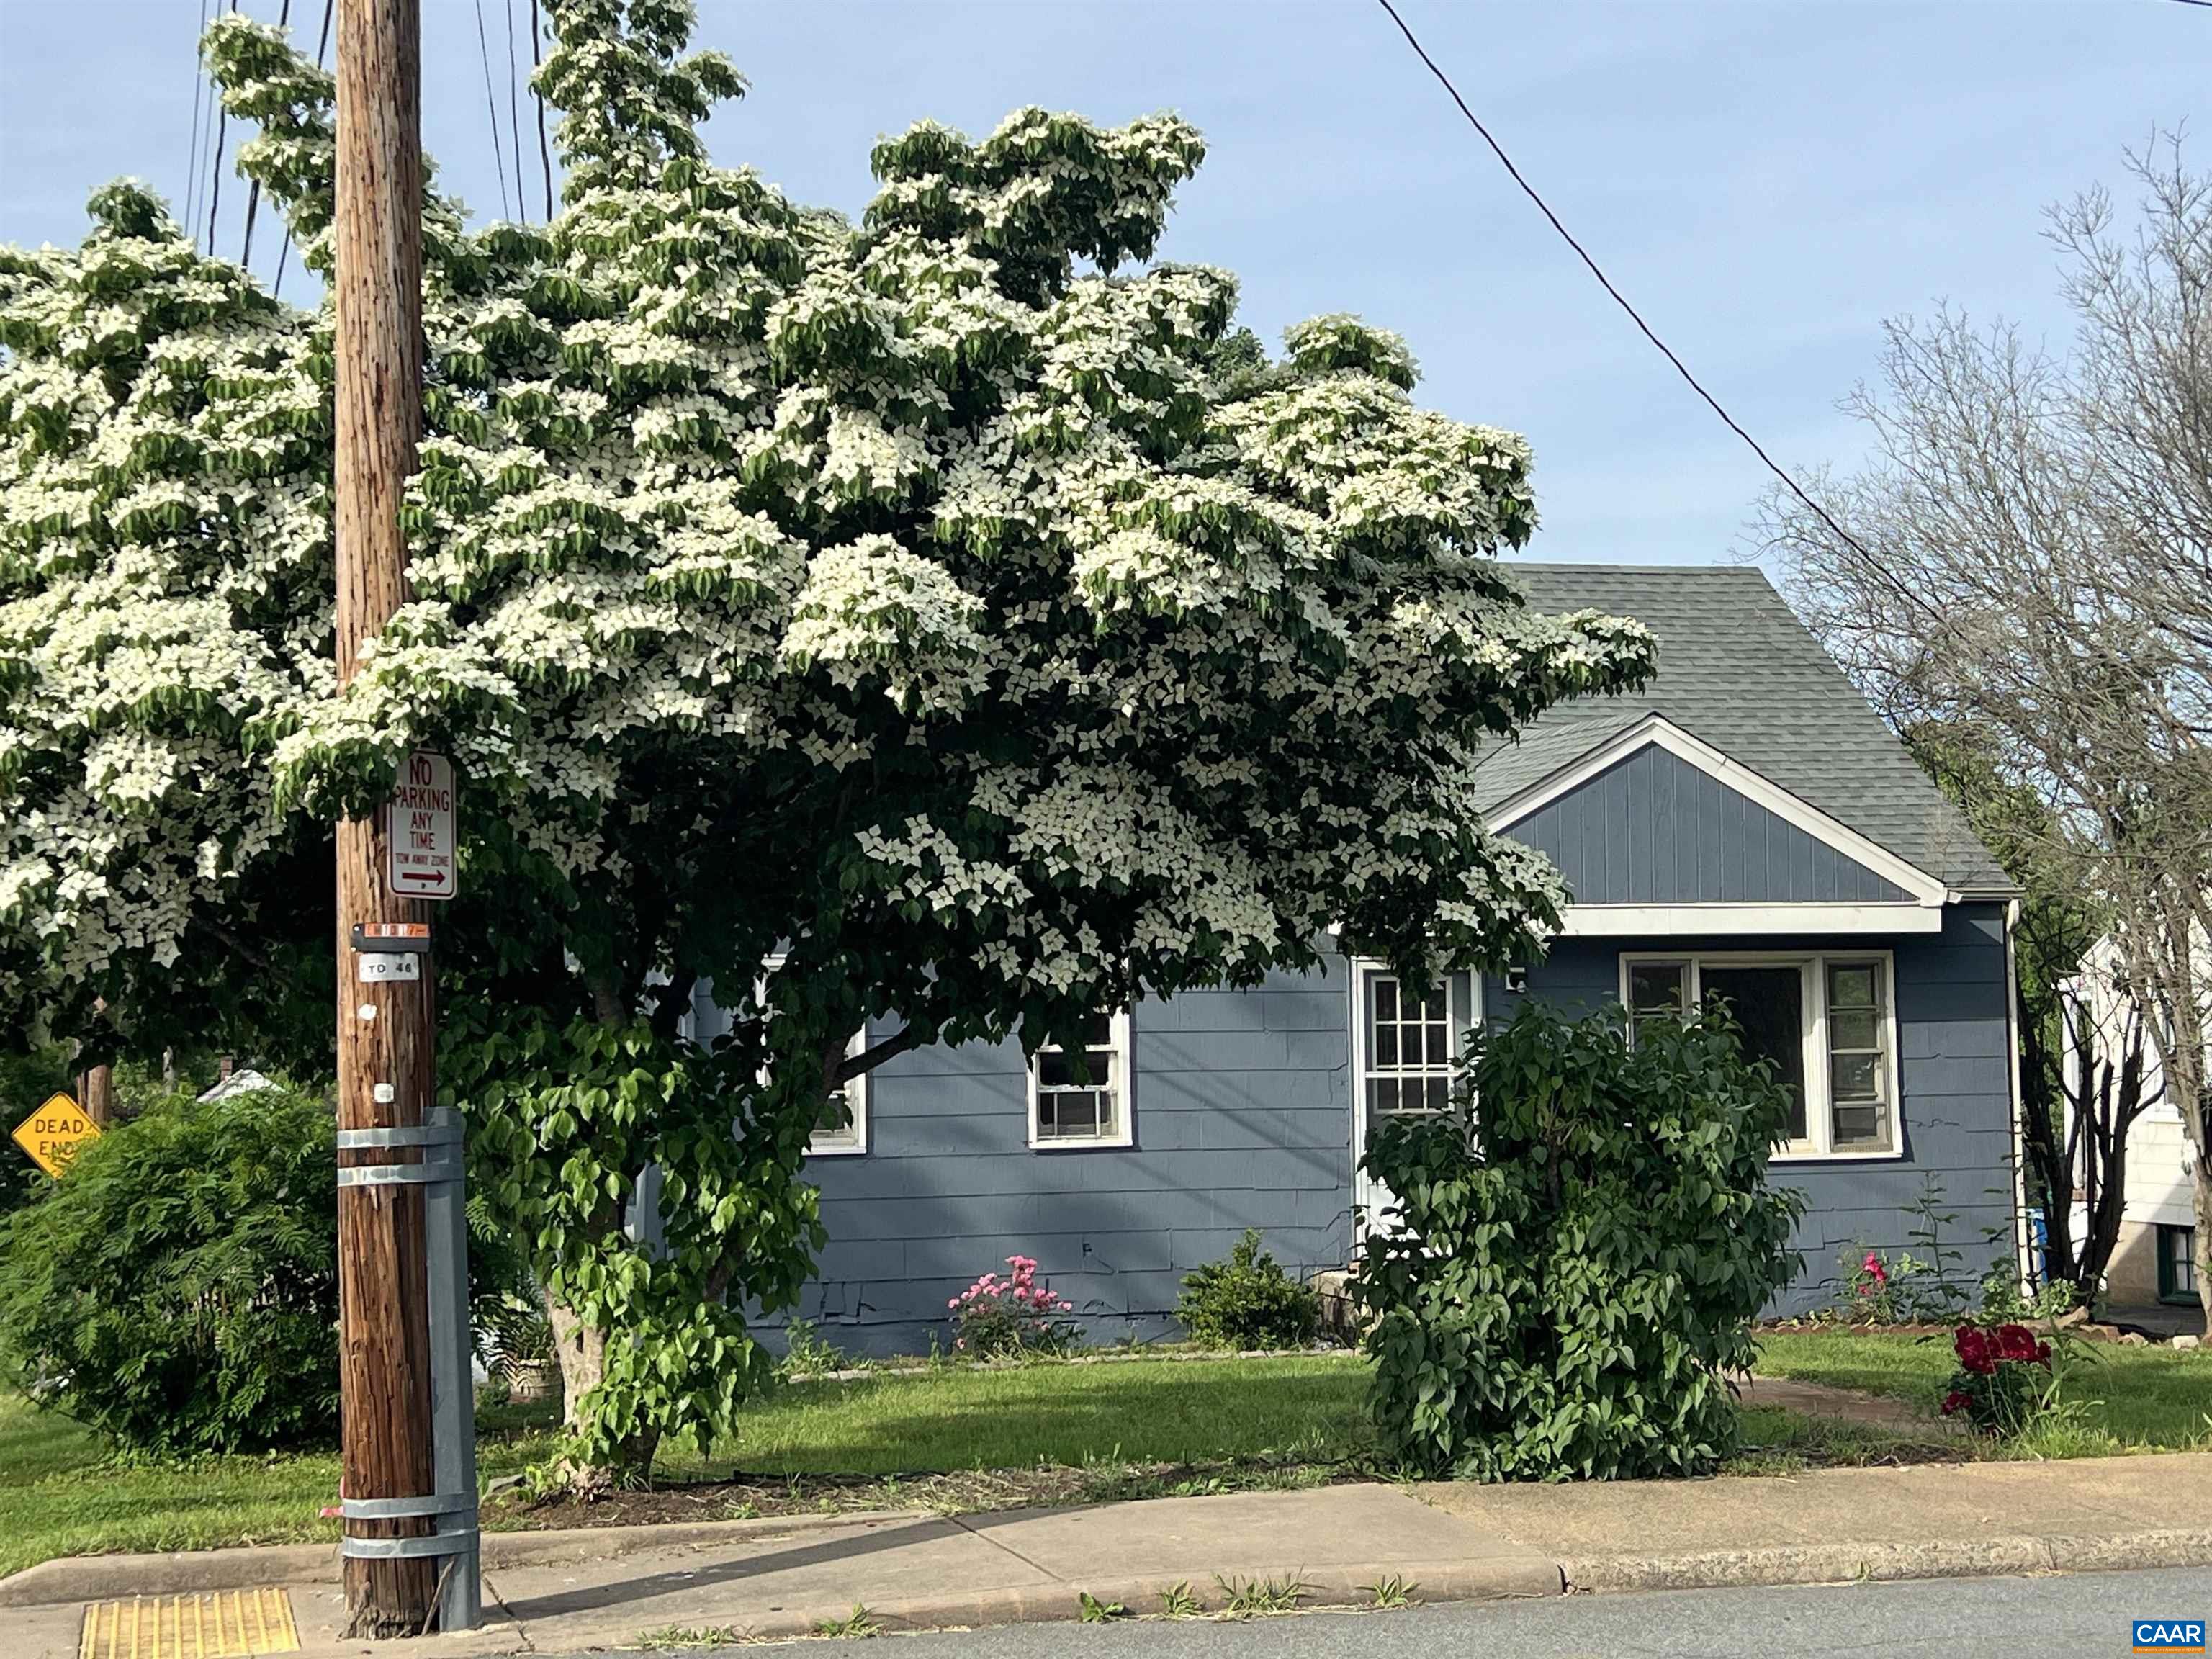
1941;1390;1970;1416
1953;1326;1996;1375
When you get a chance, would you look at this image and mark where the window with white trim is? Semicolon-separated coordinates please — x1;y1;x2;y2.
1621;952;1899;1159
809;1028;871;1157
1028;1010;1133;1148
1362;971;1460;1120
755;958;873;1159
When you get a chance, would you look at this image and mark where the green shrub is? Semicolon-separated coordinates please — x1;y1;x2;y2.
1354;1002;1804;1480
0;1081;342;1453
1177;1229;1319;1350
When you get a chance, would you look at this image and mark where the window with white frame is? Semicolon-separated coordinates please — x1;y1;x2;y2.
1621;952;1899;1159
1361;971;1461;1120
1028;1010;1133;1148
809;1028;871;1156
755;958;873;1159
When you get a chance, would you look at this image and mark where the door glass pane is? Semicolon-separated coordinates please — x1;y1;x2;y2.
1700;966;1807;1143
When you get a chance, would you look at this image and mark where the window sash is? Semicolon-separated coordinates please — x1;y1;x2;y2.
1029;1010;1132;1147
1619;951;1899;1160
1362;971;1460;1120
808;1028;871;1156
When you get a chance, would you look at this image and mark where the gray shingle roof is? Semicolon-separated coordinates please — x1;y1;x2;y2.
1474;562;2017;896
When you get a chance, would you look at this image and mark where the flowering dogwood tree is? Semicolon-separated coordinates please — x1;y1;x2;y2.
0;0;1652;1486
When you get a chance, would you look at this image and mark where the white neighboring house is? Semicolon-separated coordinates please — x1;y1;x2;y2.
195;1066;277;1104
2062;937;2199;1308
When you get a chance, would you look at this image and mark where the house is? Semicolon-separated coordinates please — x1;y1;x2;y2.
2063;936;2200;1313
696;563;2027;1357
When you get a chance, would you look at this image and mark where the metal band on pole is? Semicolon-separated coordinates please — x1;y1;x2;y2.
341;1493;476;1521
337;1159;464;1189
338;1122;462;1150
340;1532;481;1561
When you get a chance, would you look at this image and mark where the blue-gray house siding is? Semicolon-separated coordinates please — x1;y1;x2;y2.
1511;743;1911;905
1480;901;2017;1313
715;631;2019;1352
706;970;1359;1356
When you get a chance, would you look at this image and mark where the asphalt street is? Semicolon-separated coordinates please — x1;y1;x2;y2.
589;1567;2211;1658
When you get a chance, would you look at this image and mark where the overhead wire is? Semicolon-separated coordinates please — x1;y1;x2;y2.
271;0;333;301
474;0;516;220
204;0;240;258
505;0;529;220
1371;0;1905;594
185;0;213;247
240;0;295;270
531;0;554;217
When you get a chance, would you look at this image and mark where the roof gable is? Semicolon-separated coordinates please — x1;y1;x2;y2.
1480;563;2018;897
1491;716;1941;911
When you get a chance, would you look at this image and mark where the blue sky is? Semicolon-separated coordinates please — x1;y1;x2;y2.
1;1;2202;566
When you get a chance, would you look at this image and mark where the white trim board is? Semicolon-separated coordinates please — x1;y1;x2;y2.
1558;902;1944;937
1485;714;1950;910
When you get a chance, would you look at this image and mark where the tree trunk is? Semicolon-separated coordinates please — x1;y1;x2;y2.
74;1065;113;1127
2193;1112;2212;1326
543;1290;661;1498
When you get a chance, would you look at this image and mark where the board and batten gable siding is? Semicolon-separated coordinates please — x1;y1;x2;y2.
1511;742;1912;905
698;965;1357;1357
1480;902;2015;1314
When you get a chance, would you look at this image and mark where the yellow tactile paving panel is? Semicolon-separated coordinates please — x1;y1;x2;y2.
78;1588;300;1658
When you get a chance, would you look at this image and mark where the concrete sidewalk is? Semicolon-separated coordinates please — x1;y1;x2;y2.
10;1456;2211;1656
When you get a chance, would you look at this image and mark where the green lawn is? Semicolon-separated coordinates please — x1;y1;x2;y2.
1753;1331;2212;1452
703;1354;1368;1478
0;1354;1369;1577
1;1336;2199;1578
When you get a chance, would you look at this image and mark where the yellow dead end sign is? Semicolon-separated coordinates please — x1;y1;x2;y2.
12;1092;102;1178
80;1588;300;1658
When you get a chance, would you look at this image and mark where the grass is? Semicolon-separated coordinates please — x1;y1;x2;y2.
0;1388;559;1578
695;1353;1367;1478
1753;1331;2212;1452
1725;1403;1959;1473
0;1354;1367;1578
0;1335;2194;1578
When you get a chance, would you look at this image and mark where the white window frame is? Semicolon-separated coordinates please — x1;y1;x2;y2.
757;956;873;1159
1618;949;1902;1161
809;1028;871;1158
1027;1008;1135;1151
1349;961;1479;1223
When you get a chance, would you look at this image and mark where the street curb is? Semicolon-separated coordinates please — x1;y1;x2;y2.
0;1510;916;1608
1560;1528;2212;1593
428;1558;1563;1656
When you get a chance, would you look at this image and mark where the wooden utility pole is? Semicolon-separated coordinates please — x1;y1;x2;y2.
334;0;437;1635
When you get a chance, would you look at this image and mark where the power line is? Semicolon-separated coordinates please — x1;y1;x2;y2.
204;0;240;258
240;0;295;270
272;0;334;301
474;0;514;219
505;0;528;220
185;0;212;245
1371;0;1893;580
530;0;554;218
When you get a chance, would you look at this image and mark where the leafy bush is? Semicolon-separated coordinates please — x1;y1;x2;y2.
948;1255;1076;1357
1177;1230;1319;1350
0;1082;341;1453
1354;1002;1805;1480
1940;1322;2054;1435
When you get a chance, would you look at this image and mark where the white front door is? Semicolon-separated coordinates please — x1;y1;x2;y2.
1349;961;1476;1229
